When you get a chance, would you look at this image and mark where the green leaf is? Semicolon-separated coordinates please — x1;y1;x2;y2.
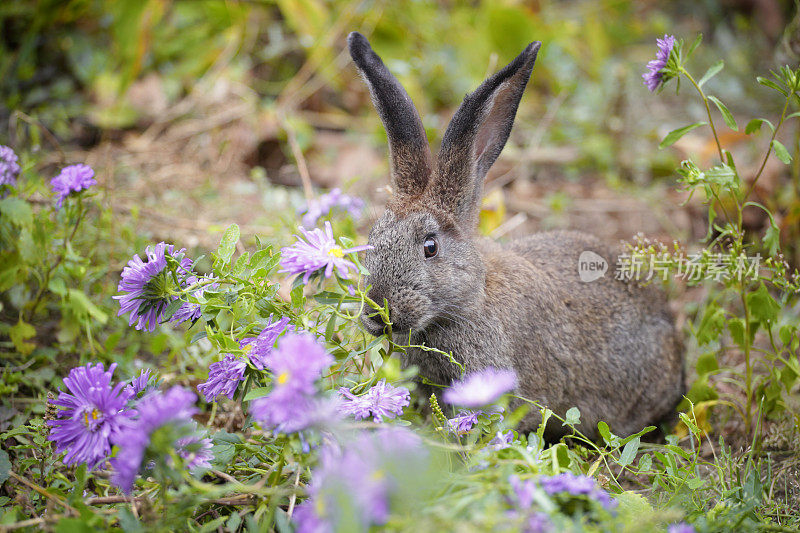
0;198;33;228
563;406;581;427
10;319;36;355
763;224;780;256
216;224;240;265
771;140;792;164
243;387;271;402
696;352;718;376
686;34;703;58
67;289;108;324
695;304;725;345
687;477;705;490
231;251;250;277
659;122;707;149
757;76;788;96
728;318;746;348
0;449;10;485
745;118;775;134
697;60;723;88
746;283;780;324
779;324;796;347
597;421;612;443
618;437;640;467
707;95;737;130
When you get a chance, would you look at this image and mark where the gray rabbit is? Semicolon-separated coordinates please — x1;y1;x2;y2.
348;32;684;440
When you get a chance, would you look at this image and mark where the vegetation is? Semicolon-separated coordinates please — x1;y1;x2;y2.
1;1;799;531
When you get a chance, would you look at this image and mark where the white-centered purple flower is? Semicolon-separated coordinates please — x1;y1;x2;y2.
643;34;676;92
0;145;21;187
443;368;517;408
114;242;195;332
279;221;372;283
338;379;410;423
538;472;616;510
300;188;365;227
197;354;247;402
111;386;201;493
240;315;293;370
47;363;134;469
50;164;97;208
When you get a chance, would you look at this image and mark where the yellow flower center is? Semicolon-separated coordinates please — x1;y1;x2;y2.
328;246;344;258
277;371;289;384
83;408;100;427
371;469;385;481
242;344;253;353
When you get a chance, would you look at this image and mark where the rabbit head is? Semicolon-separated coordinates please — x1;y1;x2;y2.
347;32;540;336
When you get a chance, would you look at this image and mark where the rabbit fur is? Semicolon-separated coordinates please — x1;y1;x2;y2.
348;32;684;440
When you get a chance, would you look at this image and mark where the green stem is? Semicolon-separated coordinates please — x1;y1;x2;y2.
26;201;85;322
680;67;725;162
742;87;794;205
740;287;753;437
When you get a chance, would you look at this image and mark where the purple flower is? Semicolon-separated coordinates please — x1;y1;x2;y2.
0;145;21;187
249;333;336;434
300;188;365;227
668;523;695;533
279;221;372;283
197;354;247;402
490;430;514;450
294;501;332;533
251;391;337;434
175;431;214;471
448;409;480;433
509;475;537;508
443;368;517;408
126;369;151;396
239;315;293;370
524;513;553;533
170;277;217;325
538;472;616;510
264;333;333;395
114;242;195;332
47;363;134;469
295;427;425;530
111;386;199;493
50;164;97;208
508;476;554;533
338;379;410;422
643;34;676;92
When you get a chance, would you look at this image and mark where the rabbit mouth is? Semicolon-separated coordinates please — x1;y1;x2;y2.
360;309;430;337
360;312;389;337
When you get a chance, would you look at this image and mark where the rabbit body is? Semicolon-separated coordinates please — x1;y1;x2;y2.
349;32;684;439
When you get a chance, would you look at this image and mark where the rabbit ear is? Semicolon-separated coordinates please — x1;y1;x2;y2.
348;32;432;197
433;42;540;226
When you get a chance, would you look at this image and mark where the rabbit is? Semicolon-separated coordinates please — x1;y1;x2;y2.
348;31;684;441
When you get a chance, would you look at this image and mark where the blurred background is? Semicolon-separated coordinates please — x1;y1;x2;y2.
3;0;799;253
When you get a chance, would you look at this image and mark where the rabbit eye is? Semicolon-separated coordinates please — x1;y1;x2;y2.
423;236;438;258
